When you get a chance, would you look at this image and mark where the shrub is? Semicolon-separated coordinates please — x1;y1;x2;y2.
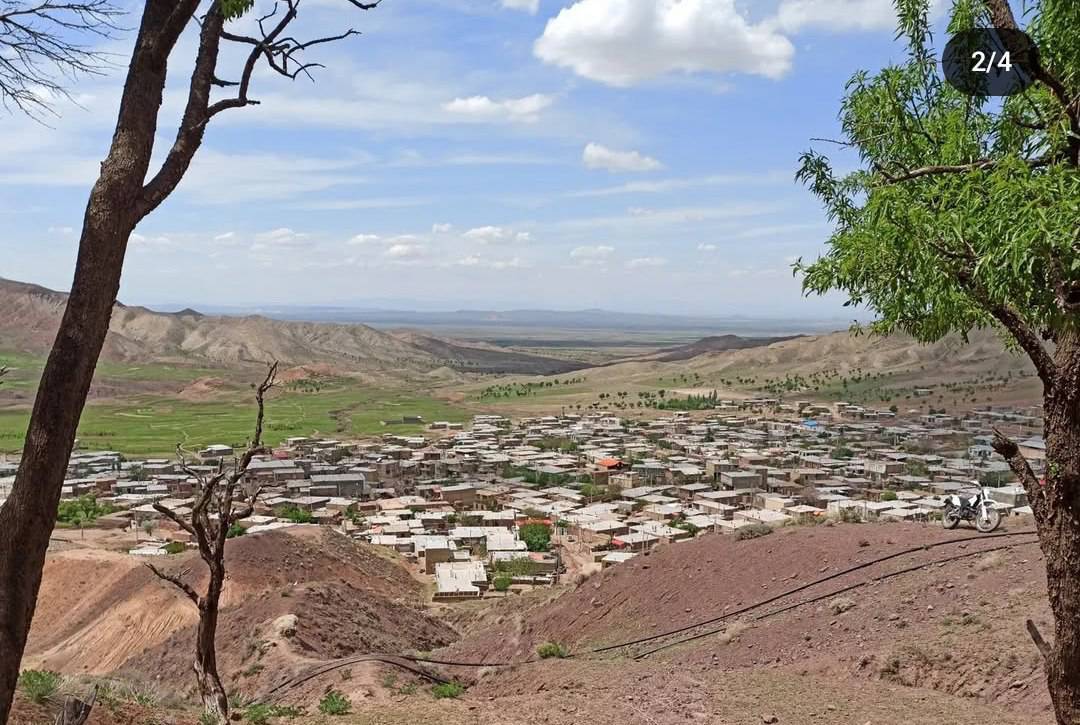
163;541;187;555
492;574;512;592
880;490;898;502
56;495;115;525
536;642;568;659
838;507;864;524
318;689;350;715
519;522;552;552
18;670;61;704
274;505;314;524
227;522;247;538
734;523;773;541
431;682;465;699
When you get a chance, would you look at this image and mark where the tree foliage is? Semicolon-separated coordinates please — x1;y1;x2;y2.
797;0;1080;359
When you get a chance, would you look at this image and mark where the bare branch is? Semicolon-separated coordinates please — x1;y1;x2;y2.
0;0;122;116
145;562;200;606
987;304;1057;388
1026;618;1052;661
152;501;198;539
992;428;1046;521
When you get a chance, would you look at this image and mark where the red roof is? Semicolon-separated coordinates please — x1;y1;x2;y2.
597;457;622;468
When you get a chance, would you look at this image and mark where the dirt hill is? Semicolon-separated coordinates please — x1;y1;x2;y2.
24;527;454;702
0;278;580;376
648;334;802;362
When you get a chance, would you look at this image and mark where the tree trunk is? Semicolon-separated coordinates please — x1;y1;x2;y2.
1039;373;1080;724
0;3;185;720
194;593;229;723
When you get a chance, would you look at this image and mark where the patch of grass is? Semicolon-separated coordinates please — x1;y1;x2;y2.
734;523;773;541
431;682;466;699
0;373;470;456
536;641;569;659
18;669;61;704
244;703;305;723
317;689;351;716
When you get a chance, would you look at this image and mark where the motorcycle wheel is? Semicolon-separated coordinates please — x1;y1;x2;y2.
976;507;1001;533
942;505;960;530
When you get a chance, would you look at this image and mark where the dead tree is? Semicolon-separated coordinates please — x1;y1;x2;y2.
147;363;277;724
0;0;121;115
0;3;378;720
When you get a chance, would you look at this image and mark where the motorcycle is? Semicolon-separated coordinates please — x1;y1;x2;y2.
942;485;1001;533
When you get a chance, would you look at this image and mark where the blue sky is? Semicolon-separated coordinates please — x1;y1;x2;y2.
0;0;929;316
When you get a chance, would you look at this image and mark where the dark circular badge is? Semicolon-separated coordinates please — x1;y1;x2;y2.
943;28;1039;97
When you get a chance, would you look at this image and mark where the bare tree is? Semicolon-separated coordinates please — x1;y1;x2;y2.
147;363;276;724
0;1;121;115
0;2;378;720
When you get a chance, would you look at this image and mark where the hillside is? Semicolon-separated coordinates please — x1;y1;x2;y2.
0;278;582;377
24;527;454;702
648;333;801;362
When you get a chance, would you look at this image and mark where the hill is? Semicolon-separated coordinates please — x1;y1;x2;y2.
0;278;583;377
24;527;454;702
648;333;801;362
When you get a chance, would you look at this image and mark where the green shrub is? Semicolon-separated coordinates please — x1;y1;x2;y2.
431;682;465;699
492;574;512;592
18;670;61;704
880;490;898;502
163;541;187;555
734;523;773;541
519;522;552;552
227;522;247;538
244;703;304;723
274;505;314;524
56;495;115;525
318;689;350;715
536;642;568;659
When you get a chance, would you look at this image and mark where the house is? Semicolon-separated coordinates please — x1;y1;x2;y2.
434;561;487;599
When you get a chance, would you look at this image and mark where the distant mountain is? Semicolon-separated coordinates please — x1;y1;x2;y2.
0;278;584;376
650;334;802;362
173;304;852;336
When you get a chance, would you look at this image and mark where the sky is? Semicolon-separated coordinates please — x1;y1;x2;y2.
0;0;930;317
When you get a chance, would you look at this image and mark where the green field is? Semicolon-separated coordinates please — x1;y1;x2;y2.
0;354;471;457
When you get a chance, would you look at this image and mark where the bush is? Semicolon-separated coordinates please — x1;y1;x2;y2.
163;541;187;555
880;490;898;502
536;642;568;659
520;522;552;552
56;495;115;525
317;689;350;715
734;523;773;541
227;522;247;538
838;507;864;524
274;505;314;524
18;669;61;704
431;682;465;699
492;574;511;592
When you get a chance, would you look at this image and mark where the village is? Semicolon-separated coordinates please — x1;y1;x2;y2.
0;397;1043;606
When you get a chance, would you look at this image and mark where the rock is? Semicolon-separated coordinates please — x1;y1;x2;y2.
761;716;779;724
272;614;298;638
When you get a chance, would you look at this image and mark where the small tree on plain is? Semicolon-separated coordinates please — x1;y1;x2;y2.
146;363;277;724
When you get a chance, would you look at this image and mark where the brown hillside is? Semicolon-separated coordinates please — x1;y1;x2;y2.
25;527;454;700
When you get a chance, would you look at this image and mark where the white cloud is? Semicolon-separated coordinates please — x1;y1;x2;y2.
582;143;662;173
569;245;615;263
456;255;528;269
251;228;310;251
442;94;554;123
384;242;428;259
535;0;794;87
697;242;717;252
432;223;453;234
349;233;382;245
626;256;669;268
501;0;540;13
213;231;236;242
462;226;531;244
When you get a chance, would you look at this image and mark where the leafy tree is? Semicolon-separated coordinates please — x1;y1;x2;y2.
796;1;1080;719
519;523;552;552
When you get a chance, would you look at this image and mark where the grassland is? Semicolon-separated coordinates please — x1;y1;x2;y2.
0;353;470;457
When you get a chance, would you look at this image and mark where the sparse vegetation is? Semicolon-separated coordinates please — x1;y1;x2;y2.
734;524;773;541
17;669;61;704
317;689;351;715
520;522;552;552
431;682;466;699
537;641;569;659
